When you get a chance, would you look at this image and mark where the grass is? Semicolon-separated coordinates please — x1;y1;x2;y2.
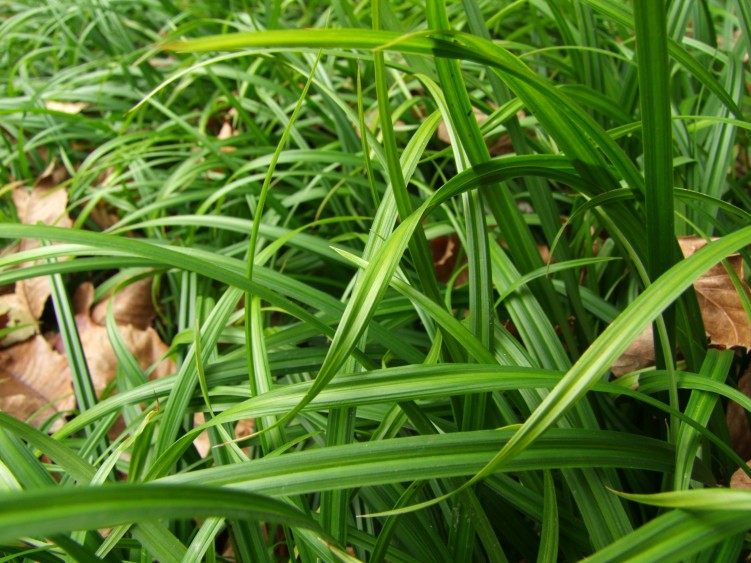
0;0;750;561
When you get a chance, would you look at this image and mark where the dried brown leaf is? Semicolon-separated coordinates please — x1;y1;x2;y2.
64;315;175;393
9;182;73;319
610;326;655;377
92;279;156;331
33;161;70;191
57;282;174;394
89;203;121;230
67;313;173;393
192;412;211;458
13;183;72;231
680;237;751;350
436;107;527;156
0;293;38;346
0;335;74;429
730;462;751;489
430;234;460;284
72;281;95;316
216;108;239;153
235;418;255;441
727;368;751;461
0;280;174;429
191;414;254;459
612;236;751;376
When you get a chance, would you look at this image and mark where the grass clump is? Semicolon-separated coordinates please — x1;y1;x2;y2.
1;0;751;561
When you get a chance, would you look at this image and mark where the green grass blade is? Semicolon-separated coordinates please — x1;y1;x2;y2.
0;485;328;545
536;470;559;563
467;227;751;486
633;0;678;433
673;349;734;490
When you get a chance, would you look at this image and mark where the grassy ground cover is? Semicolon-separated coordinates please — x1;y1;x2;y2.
1;0;751;561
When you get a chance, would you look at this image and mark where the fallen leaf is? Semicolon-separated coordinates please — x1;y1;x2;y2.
86;167;122;231
9;180;73;319
0;335;74;429
31;161;70;191
612;236;751;376
192;412;211;458
191;414;255;459
0;293;38;347
730;461;751;489
235;418;255;441
89;202;121;231
611;327;656;377
63;282;173;394
727;368;751;461
70;313;173;393
92;278;156;331
430;234;460;284
0;280;174;430
215;108;239;153
681;237;751;350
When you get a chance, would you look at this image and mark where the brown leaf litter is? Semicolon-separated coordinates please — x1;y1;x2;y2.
1;169;174;430
612;236;751;376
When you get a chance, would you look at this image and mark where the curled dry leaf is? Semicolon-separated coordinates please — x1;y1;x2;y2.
0;293;38;347
0;335;75;430
682;237;751;351
64;282;174;394
0;281;174;429
610;326;656;377
87;167;122;231
430;234;460;284
9;180;73;319
612;236;751;376
0;172;175;429
192;412;211;458
235;418;255;441
31;161;70;191
730;461;751;489
727;367;751;461
70;313;174;393
213;107;239;153
91;278;156;331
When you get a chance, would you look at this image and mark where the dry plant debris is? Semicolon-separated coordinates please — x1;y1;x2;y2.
43;100;90;114
66;282;174;393
730;460;751;490
612;236;751;376
0;172;174;429
727;367;751;463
